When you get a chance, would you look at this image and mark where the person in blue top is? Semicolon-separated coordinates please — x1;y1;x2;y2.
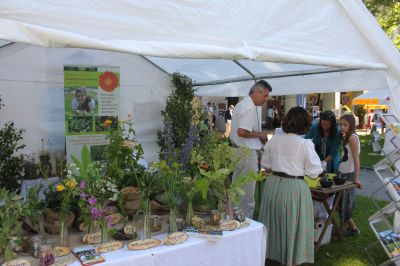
305;110;340;173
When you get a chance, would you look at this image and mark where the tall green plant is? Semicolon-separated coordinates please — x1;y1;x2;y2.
158;73;196;161
0;122;25;191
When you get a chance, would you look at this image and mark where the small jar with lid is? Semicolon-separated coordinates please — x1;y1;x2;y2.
39;244;55;266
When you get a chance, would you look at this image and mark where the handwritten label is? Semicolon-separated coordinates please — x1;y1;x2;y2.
239;219;251;229
95;241;124;253
2;259;30;266
220;220;240;231
124;224;135;235
164;232;188;245
106;213;123;225
128;238;161;250
54;246;71;257
83;232;101;244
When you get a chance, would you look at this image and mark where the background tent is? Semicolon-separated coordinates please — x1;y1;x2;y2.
353;89;390;110
0;0;400;160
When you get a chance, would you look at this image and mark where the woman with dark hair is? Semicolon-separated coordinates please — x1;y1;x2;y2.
71;87;95;114
305;110;340;173
258;107;322;266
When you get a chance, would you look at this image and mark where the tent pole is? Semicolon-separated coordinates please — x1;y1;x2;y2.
193;67;360;86
233;60;257;81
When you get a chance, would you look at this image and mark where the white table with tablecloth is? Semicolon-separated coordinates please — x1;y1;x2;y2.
65;219;266;266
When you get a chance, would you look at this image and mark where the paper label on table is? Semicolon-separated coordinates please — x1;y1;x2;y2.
2;259;30;266
239;218;251;229
107;213;123;225
128;238;161;250
83;232;101;244
95;241;124;253
124;224;135;235
54;246;71;257
220;220;240;231
164;232;188;245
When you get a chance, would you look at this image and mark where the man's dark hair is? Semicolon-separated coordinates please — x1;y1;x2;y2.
282;107;312;135
249;80;272;95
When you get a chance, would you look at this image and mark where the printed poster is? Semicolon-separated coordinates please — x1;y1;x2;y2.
64;65;120;162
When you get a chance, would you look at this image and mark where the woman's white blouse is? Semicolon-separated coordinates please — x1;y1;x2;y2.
261;133;322;179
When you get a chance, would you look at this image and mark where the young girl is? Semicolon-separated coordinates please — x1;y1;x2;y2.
338;114;363;236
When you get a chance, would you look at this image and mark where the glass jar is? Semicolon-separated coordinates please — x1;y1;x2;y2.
176;218;185;232
149;215;161;232
234;210;246;223
210;210;221;226
39;244;55;266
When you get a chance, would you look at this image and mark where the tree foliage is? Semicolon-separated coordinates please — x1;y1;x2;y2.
365;0;400;48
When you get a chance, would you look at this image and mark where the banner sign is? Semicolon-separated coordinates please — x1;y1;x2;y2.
64;65;120;161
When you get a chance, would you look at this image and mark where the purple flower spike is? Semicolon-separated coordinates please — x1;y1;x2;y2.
89;207;98;220
88;196;97;205
79;192;87;199
79;180;86;189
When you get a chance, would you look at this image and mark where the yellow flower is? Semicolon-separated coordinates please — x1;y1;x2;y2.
103;119;113;128
65;179;77;188
128;112;133;118
56;185;65;192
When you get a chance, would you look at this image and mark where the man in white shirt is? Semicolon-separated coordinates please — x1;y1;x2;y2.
230;80;272;218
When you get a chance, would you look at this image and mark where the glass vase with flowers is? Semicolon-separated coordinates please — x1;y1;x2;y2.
153;161;184;233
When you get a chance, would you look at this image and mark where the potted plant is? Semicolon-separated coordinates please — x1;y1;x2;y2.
192;140;265;220
0;188;27;262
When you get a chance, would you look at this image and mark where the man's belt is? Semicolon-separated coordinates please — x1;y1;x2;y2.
272;171;304;180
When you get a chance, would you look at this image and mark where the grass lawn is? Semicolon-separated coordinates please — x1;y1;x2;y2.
358;133;385;168
255;190;392;265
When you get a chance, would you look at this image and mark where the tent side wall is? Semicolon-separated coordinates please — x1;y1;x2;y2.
0;44;171;162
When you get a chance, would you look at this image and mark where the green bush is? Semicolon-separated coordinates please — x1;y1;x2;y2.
0;122;25;191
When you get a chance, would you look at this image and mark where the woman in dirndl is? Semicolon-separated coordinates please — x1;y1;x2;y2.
258;107;322;266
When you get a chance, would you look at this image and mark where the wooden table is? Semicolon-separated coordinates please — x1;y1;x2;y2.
310;181;357;252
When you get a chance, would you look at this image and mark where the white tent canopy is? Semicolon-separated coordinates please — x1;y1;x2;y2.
0;0;399;115
0;0;400;162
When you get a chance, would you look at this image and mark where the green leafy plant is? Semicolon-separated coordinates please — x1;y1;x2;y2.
0;122;25;191
25;185;46;239
0;188;27;261
191;136;265;213
354;105;367;128
105;113;145;189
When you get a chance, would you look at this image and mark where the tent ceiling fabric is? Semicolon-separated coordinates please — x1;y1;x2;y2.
195;69;387;97
0;0;389;68
0;0;399;115
146;57;335;84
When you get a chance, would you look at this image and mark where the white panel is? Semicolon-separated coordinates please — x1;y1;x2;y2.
0;45;170;162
